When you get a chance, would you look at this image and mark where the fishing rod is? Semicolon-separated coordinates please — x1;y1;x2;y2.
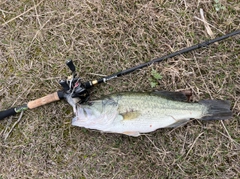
0;30;239;120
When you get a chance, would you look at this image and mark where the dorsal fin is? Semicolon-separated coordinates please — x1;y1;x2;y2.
151;91;188;102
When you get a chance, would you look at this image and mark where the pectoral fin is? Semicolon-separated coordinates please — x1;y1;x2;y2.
121;111;141;120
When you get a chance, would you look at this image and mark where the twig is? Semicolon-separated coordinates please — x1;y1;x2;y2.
32;0;42;27
220;120;239;146
199;8;214;38
216;130;239;146
194;56;213;99
1;0;44;26
194;16;224;34
144;135;169;160
4;111;24;141
87;73;107;77
185;132;204;157
26;17;51;52
232;97;239;110
11;84;34;107
181;130;188;154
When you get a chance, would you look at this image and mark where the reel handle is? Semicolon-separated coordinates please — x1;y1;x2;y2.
66;60;76;73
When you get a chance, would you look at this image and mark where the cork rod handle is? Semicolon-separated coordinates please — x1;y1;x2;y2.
27;92;60;109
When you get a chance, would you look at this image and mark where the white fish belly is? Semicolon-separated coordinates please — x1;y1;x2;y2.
102;108;203;135
103;116;175;133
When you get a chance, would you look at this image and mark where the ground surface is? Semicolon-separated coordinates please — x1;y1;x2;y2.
0;0;239;178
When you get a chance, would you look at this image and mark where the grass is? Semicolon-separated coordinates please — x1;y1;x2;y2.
0;0;239;178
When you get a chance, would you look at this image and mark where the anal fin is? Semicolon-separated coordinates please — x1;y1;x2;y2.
166;119;189;128
122;131;140;137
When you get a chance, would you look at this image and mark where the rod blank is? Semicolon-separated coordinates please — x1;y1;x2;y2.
86;30;240;87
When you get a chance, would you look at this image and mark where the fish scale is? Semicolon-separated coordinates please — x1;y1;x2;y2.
116;93;204;116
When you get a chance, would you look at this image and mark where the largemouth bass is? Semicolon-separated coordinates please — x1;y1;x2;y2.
66;91;232;137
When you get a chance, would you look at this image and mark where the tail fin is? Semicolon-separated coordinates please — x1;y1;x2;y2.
199;100;232;120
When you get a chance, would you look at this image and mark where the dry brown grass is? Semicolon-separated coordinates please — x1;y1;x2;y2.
0;0;239;178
